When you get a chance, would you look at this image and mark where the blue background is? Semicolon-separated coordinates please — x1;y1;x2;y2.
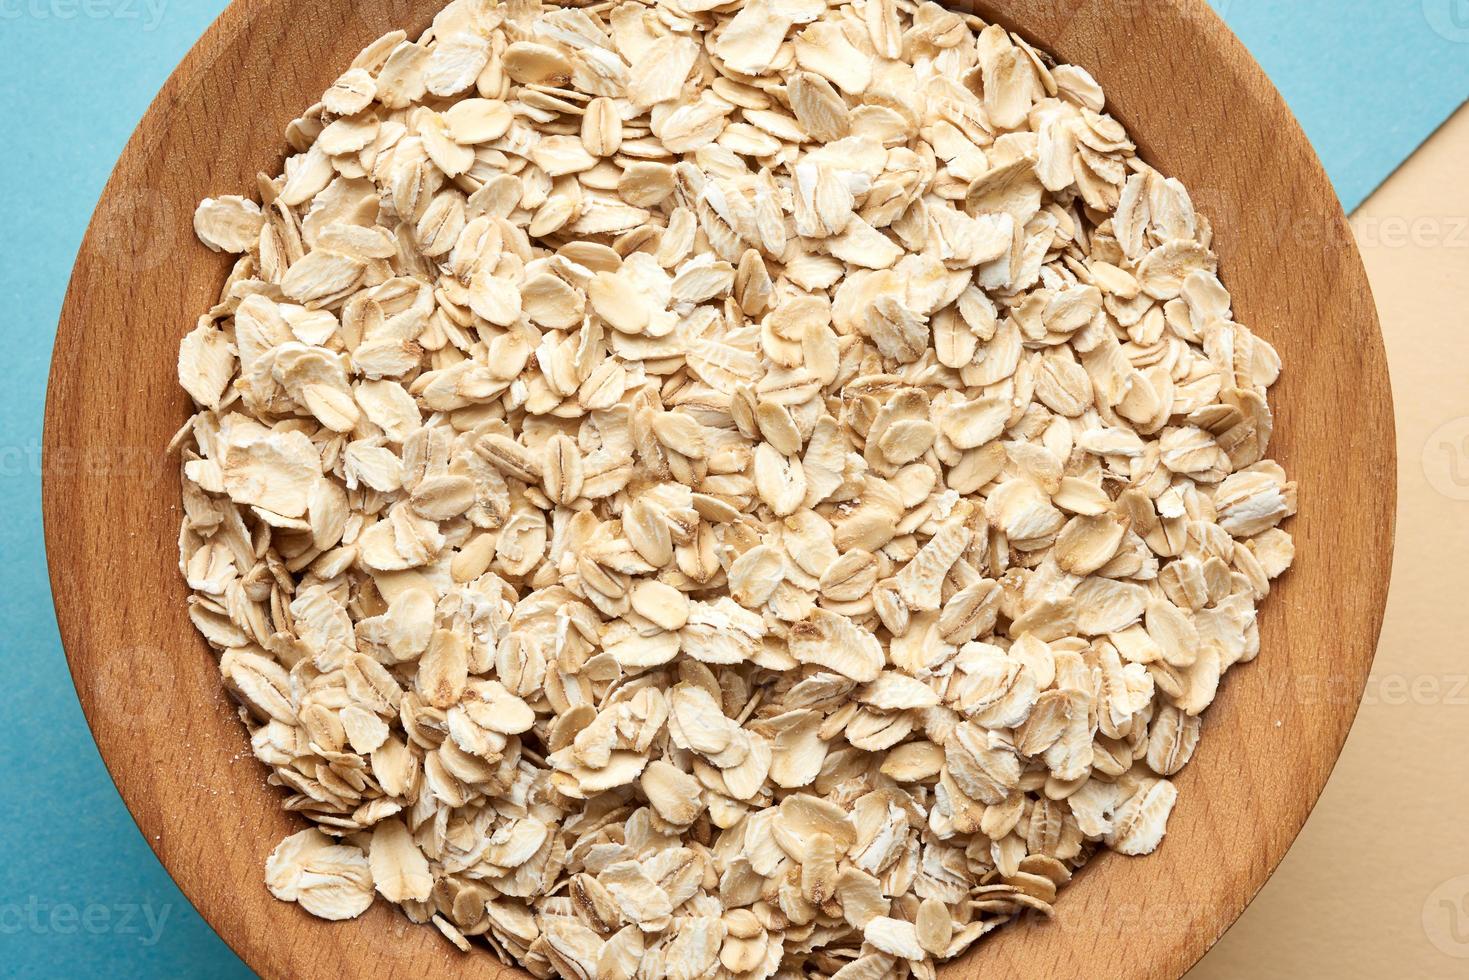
2;1;1465;976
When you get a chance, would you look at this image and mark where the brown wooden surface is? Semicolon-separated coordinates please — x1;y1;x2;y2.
42;1;1395;978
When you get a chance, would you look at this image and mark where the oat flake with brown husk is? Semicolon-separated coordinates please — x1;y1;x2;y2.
176;0;1296;976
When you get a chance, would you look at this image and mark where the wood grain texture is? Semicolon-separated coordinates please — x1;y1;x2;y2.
41;1;1395;978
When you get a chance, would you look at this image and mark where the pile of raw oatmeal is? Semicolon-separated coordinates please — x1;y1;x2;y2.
175;0;1297;976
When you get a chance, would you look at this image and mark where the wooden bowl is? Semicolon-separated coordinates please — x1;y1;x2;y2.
43;1;1395;977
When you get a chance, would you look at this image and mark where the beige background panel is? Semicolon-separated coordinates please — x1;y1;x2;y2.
1192;102;1469;978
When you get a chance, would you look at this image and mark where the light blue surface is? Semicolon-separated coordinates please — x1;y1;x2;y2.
2;8;253;979
0;1;1463;976
1217;0;1469;210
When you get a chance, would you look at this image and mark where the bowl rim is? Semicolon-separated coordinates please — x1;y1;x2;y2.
43;1;1396;977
